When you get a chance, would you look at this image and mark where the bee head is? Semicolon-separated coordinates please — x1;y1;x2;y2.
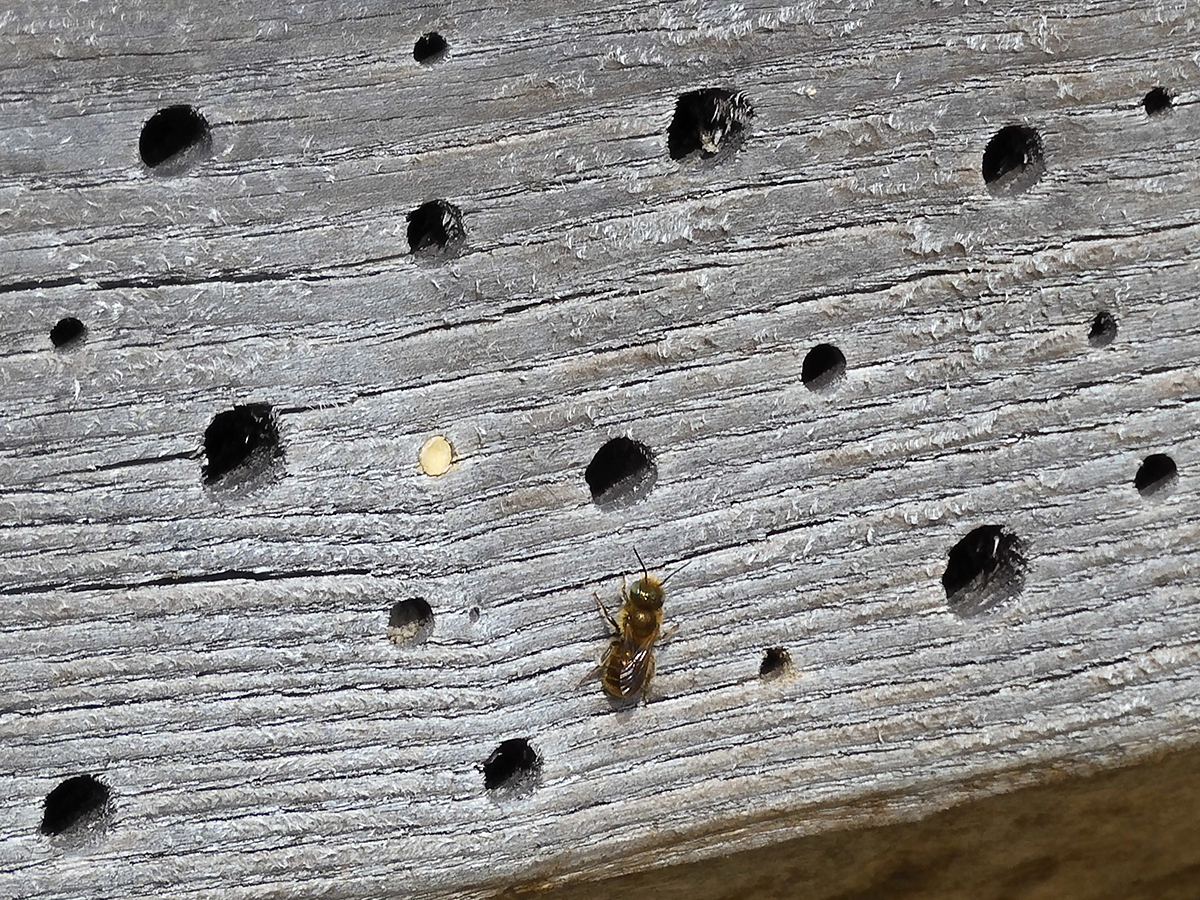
627;575;665;611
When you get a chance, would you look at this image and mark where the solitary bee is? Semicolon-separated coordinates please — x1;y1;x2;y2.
589;553;683;702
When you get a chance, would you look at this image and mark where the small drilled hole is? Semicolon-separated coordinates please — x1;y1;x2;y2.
40;775;112;838
585;437;657;509
667;88;753;161
387;597;434;644
1135;453;1177;498
49;316;86;349
942;525;1026;617
982;125;1044;196
1143;87;1173;116
407;199;465;257
1088;311;1118;348
414;32;448;63
483;738;541;791
467;606;481;624
801;343;847;392
202;403;283;488
139;105;212;175
759;647;791;680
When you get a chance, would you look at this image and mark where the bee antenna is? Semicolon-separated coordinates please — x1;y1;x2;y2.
632;547;647;578
662;557;693;585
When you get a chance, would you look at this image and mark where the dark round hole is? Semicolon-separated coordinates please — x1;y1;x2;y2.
139;105;212;174
40;775;111;837
982;124;1044;196
413;32;449;63
467;606;481;624
407;199;465;257
1135;453;1177;498
759;647;791;679
387;597;434;644
483;738;541;791
1087;311;1118;348
801;343;847;392
202;403;283;488
1143;87;1173;116
942;525;1026;617
667;88;753;162
585;437;657;510
49;316;86;349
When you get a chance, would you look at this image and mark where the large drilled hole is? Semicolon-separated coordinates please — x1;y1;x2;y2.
50;316;86;349
759;647;792;680
942;525;1026;617
388;597;434;644
1135;453;1177;498
202;403;283;488
982;125;1044;196
414;32;448;63
667;88;753;162
1143;87;1173;116
40;775;112;838
139;105;212;175
801;343;847;392
1088;311;1118;348
483;738;541;791
407;199;465;257
585;437;657;509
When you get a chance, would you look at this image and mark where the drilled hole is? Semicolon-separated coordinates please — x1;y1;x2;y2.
1135;453;1177;498
585;437;657;509
982;125;1044;196
1087;311;1118;348
387;597;434;644
407;199;465;257
49;316;86;349
414;32;448;63
942;525;1026;617
801;343;847;392
667;88;753;162
202;403;283;488
1143;87;1173;116
483;738;541;791
759;647;791;680
139;105;212;175
40;775;112;838
467;606;481;624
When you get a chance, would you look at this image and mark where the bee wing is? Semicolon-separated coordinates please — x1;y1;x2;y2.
615;641;656;698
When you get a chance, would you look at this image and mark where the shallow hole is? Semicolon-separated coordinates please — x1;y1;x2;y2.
50;316;86;349
418;435;454;476
942;525;1026;617
801;343;847;392
1135;453;1177;498
585;437;657;509
467;606;481;624
202;403;283;488
667;88;753;162
40;775;112;838
982;125;1044;196
407;199;465;257
759;647;791;680
483;738;541;791
1143;87;1173;116
139;105;212;175
387;597;434;644
1087;311;1118;348
414;32;448;63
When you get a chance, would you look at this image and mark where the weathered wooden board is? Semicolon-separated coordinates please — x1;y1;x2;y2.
1;1;1199;898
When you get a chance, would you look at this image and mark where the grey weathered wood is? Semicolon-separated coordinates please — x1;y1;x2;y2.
1;1;1199;898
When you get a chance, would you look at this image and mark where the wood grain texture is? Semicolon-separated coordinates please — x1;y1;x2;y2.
1;1;1199;898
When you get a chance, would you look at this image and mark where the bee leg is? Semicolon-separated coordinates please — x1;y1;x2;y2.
659;623;680;643
639;655;658;705
594;591;619;633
